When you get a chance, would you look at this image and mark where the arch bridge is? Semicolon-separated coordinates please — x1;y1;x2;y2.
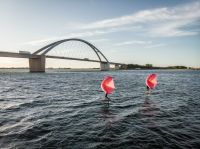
0;38;127;72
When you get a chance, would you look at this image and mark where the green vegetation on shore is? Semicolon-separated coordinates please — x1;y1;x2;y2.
121;64;199;70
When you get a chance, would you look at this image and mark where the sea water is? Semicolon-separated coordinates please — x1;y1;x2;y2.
0;69;200;148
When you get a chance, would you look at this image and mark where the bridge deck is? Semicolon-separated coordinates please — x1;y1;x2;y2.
0;51;37;58
46;55;124;65
0;51;124;65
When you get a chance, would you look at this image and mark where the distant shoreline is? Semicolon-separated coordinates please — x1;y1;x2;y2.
0;67;199;70
0;63;199;70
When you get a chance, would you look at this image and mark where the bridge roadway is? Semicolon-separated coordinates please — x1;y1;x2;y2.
0;51;125;70
0;51;36;58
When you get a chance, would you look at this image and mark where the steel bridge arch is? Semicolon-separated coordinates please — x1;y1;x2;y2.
33;38;109;63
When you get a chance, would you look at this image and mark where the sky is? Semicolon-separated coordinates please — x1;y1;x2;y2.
0;0;200;68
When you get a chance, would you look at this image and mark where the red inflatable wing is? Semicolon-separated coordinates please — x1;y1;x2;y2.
101;76;115;94
146;74;158;89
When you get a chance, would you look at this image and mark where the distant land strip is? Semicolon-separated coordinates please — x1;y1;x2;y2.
0;64;199;70
124;64;200;70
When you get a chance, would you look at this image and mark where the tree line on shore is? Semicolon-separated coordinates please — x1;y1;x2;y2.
121;64;199;70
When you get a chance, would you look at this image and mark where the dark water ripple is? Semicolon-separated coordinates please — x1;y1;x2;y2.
0;70;200;148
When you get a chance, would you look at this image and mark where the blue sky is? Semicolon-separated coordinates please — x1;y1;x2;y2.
0;0;199;68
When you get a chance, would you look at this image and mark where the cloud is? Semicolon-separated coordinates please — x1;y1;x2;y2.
24;38;60;46
149;18;199;37
115;40;152;46
144;43;166;49
23;1;200;46
114;40;166;49
23;30;108;46
81;1;200;37
81;8;170;29
88;38;109;43
23;26;140;46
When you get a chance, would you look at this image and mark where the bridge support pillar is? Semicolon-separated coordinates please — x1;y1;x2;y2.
100;62;110;71
29;55;46;72
114;64;120;70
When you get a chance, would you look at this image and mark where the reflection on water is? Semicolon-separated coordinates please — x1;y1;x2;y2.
140;95;159;117
100;97;114;123
139;95;160;128
101;99;110;116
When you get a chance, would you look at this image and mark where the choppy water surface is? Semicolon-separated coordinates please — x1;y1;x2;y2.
0;69;200;148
